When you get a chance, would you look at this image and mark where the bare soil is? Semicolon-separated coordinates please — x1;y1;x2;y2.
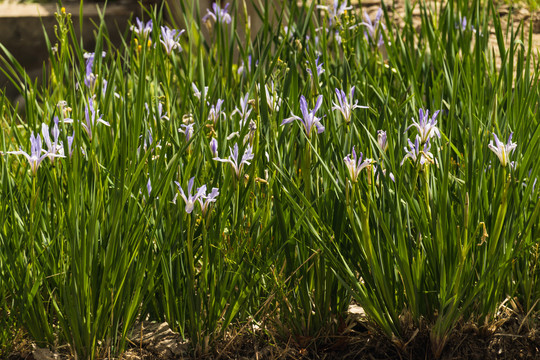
7;304;540;359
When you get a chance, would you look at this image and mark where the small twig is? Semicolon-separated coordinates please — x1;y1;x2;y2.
517;298;540;334
493;333;527;338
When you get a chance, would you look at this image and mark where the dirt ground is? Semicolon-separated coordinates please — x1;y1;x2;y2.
369;0;540;70
8;304;540;359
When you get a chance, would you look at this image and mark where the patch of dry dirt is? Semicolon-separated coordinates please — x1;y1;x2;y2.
362;0;540;70
7;303;540;359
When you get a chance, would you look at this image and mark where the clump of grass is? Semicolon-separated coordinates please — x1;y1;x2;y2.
0;0;539;358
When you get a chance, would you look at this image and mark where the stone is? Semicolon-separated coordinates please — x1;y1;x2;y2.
31;345;58;360
128;321;188;358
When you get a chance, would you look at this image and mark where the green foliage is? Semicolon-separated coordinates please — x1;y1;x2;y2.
0;0;539;358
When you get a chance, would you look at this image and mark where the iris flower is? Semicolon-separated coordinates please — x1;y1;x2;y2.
247;120;257;145
7;132;64;175
281;25;297;42
405;108;441;144
42;118;63;160
334;30;343;45
83;98;110;140
361;8;386;48
160;26;184;55
488;133;517;167
231;93;253;127
179;123;194;143
332;87;368;123
458;16;468;31
456;16;479;33
175;177;207;214
317;0;352;26
83;52;106;90
210;138;218;157
203;2;232;24
208;99;226;124
67;133;75;158
130;18;153;37
306;56;325;80
138;129;154;155
282;95;325;137
192;83;208;101
374;165;395;183
265;81;282;113
237;55;252;75
377;130;388;151
344;146;374;183
401;135;435;166
65;98;110;141
198;187;220;215
42;117;72;161
145;102;169;122
213;143;254;178
147;179;152;197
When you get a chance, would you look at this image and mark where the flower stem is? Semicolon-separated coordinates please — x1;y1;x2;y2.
303;141;312;202
424;164;432;220
489;169;510;258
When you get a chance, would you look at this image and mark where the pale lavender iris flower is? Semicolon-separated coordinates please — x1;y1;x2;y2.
145;102;169;121
405;108;441;144
332;87;368;123
65;98;110;141
374;165;395;183
147;178;152;197
456;16;478;33
213;143;254;178
208;99;226;124
160;26;185;55
83;98;110;140
361;8;386;48
131;18;153;37
458;16;467;31
192;83;208;101
7;132;64;175
401;135;435;166
306;56;325;79
138;129;155;155
317;0;352;26
83;51;106;90
198;187;220;215
42;117;63;161
175;177;207;214
344;146;374;183
203;2;232;24
210;138;218;157
237;55;252;75
179;123;194;143
231;93;253;127
67;132;75;158
488;133;517;167
281;95;325;137
377;130;388;151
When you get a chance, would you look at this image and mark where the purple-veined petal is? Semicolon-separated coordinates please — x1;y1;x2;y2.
299;96;310;121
